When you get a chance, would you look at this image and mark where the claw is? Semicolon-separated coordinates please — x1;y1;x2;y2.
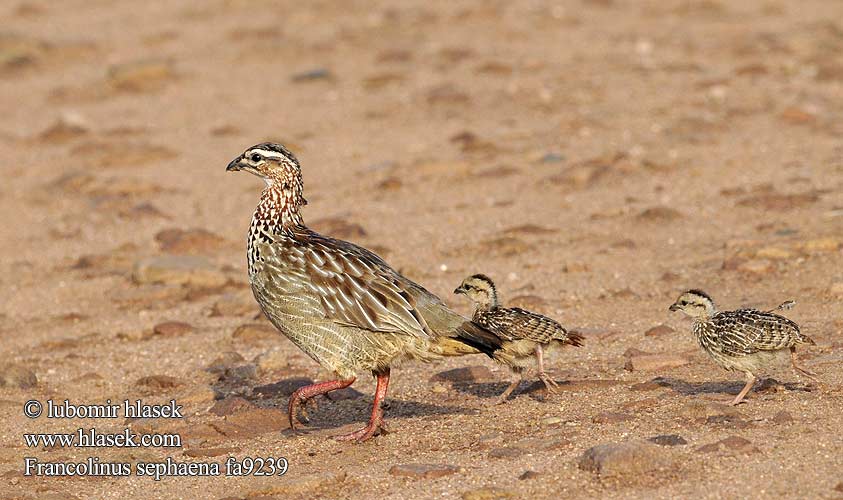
287;378;356;431
539;373;560;395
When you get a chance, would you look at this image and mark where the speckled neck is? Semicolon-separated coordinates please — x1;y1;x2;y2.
255;182;304;230
247;183;305;276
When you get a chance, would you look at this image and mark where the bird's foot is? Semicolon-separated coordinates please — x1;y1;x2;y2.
297;397;319;424
793;366;820;384
288;378;357;431
728;397;747;406
334;418;385;443
539;373;560;395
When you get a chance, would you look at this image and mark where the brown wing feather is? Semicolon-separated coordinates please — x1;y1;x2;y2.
474;307;576;344
712;309;804;356
262;228;437;338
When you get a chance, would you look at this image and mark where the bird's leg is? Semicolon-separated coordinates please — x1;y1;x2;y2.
790;346;819;383
535;344;559;394
730;372;756;406
335;368;390;442
495;370;523;405
288;378;355;430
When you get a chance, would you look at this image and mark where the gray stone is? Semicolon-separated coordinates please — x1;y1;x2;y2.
578;441;671;479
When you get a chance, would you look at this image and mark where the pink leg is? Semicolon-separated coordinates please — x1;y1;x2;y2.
495;372;523;405
288;378;355;430
790;347;819;382
535;344;559;394
335;369;390;443
730;372;756;406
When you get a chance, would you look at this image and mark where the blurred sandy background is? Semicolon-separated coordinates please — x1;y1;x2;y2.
1;0;842;498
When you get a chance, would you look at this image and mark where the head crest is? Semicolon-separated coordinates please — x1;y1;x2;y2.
686;289;714;302
247;142;301;168
468;273;496;290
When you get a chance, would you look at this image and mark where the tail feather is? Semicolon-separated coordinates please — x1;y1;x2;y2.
565;330;585;348
455;320;504;357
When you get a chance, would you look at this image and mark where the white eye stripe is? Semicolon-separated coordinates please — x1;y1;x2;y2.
248;149;288;160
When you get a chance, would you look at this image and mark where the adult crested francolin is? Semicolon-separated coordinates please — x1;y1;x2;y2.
454;274;584;404
227;143;501;442
669;289;817;405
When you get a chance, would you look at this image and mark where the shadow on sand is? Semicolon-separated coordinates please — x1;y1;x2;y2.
648;376;812;396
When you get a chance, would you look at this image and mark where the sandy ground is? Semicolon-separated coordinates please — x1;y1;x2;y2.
1;0;842;498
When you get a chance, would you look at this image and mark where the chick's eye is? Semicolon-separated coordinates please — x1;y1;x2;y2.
250;153;262;162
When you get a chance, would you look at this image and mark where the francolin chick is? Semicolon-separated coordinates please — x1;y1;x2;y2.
669;289;817;405
227;143;501;442
454;274;584;404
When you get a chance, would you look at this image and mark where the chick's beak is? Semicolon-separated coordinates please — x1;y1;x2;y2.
226;157;243;172
453;286;465;295
668;303;680;312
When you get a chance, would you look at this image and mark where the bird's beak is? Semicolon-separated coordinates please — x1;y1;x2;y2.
226;157;243;172
668;303;680;312
454;286;465;295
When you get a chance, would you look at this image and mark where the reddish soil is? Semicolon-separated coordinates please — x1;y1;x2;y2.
1;0;842;498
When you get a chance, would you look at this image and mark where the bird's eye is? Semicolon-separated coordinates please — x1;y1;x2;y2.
250;153;262;162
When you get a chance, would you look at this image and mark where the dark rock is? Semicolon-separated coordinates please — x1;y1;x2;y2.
682;401;744;420
253;378;314;398
488;446;524;458
697;435;756;453
291;68;333;82
210;397;257;417
426;84;470;105
578;441;671;479
206;352;245;374
388;463;460;479
705;414;752;428
232;323;278;343
737;191;819;211
519;470;542;480
592;412;634;424
218;364;257;382
772;410;794;424
152;321;194;337
135;375;182;391
155;228;232;255
637;206;683;221
0;364;37;389
648;434;687;446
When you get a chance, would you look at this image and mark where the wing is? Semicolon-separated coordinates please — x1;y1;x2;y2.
475;307;568;343
261;230;435;337
712;309;800;356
